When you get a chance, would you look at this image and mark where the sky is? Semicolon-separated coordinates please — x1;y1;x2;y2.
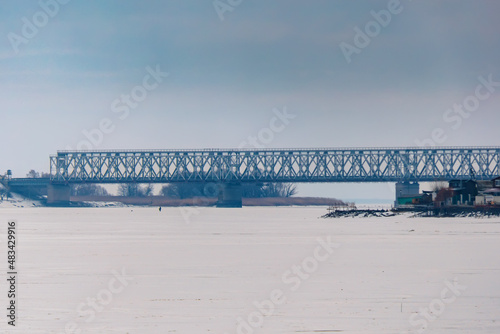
1;0;499;200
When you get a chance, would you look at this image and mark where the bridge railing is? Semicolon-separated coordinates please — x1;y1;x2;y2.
55;146;500;154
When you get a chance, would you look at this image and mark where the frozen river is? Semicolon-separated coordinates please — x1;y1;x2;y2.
0;206;499;333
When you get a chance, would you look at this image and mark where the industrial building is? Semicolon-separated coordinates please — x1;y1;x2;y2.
475;177;500;206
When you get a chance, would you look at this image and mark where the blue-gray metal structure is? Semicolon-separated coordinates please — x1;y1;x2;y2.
6;177;50;187
49;147;500;184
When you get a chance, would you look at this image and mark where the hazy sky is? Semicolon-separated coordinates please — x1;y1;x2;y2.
1;1;499;199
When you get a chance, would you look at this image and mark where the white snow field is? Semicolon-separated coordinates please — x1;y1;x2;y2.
0;206;499;334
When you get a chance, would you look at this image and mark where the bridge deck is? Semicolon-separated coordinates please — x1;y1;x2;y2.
6;178;51;187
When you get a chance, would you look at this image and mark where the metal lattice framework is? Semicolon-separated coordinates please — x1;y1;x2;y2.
49;147;500;184
6;178;50;187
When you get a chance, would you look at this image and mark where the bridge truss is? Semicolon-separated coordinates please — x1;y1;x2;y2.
49;147;500;184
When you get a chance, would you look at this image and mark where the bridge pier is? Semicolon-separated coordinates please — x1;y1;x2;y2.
47;184;71;206
217;183;243;208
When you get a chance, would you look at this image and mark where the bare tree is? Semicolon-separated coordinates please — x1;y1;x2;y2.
72;184;109;196
0;184;11;200
431;181;448;193
26;170;40;178
161;184;180;198
161;183;208;199
143;184;154;197
261;183;297;197
435;188;454;204
280;183;297;197
241;183;263;198
118;184;153;197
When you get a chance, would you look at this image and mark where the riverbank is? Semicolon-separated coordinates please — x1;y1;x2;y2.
70;195;344;207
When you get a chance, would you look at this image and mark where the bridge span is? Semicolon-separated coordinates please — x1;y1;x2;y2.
50;147;500;183
4;147;499;206
43;146;500;206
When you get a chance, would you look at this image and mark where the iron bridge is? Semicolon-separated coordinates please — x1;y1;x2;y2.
49;147;500;184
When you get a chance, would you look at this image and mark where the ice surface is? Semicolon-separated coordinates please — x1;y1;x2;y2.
0;206;499;333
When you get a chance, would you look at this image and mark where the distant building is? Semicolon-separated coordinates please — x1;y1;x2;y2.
493;176;500;188
395;182;420;207
475;177;500;206
448;179;478;205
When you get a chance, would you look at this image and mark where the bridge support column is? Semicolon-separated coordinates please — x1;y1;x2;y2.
47;184;71;206
217;183;242;208
395;181;420;207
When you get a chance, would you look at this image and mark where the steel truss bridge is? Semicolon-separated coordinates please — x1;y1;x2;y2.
49;147;500;184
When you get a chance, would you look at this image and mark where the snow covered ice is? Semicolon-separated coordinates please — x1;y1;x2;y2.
0;206;499;333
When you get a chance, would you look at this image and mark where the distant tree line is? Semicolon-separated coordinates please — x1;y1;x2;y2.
71;184;109;196
21;169;298;199
26;170;51;178
74;182;297;198
160;182;297;199
117;184;154;197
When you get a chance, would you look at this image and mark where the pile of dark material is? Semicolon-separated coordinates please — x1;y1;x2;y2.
410;207;500;218
323;205;500;219
322;209;398;218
